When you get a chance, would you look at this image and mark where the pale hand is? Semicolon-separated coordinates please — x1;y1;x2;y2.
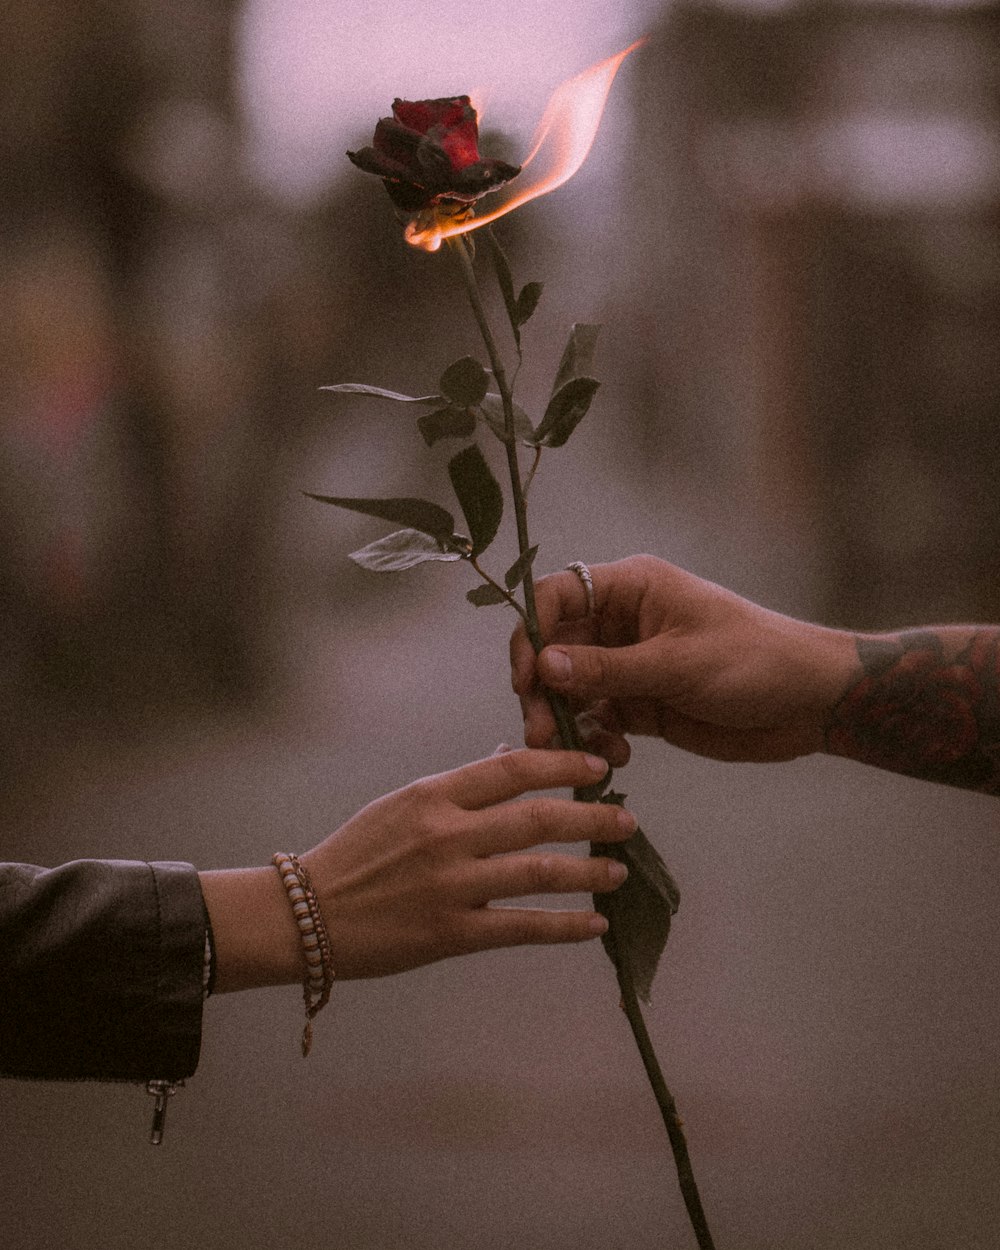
201;748;635;991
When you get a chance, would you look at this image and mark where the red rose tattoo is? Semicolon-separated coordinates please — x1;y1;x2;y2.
826;630;1000;793
348;96;520;215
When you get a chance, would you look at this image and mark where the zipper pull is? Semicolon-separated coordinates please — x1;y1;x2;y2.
146;1079;183;1145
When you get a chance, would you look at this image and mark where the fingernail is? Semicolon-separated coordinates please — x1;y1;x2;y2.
588;914;609;935
584;753;609;774
545;648;572;682
616;809;637;834
493;742;512;755
609;861;628;885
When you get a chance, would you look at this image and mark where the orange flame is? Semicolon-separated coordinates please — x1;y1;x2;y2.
404;39;645;252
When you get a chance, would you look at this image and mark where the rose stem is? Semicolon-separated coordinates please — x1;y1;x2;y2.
602;894;717;1249
449;233;716;1250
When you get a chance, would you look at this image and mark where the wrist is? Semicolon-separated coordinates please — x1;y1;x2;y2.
199;867;302;993
762;613;861;751
805;622;863;713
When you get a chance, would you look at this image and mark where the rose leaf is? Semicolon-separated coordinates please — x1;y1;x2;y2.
321;383;442;405
532;376;601;448
349;529;465;572
466;583;510;608
551;323;601;395
417;406;478;447
593;792;680;1004
514;282;544;329
447;444;503;557
477;393;535;443
440;357;489;408
304;493;455;542
504;545;539;590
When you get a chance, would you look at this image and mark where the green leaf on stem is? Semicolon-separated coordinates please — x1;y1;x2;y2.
304;493;456;542
349;529;465;572
477;393;535;443
440;357;489;408
466;583;510;607
417;406;477;447
482;229;544;351
321;383;442;405
551;323;601;395
593;792;680;1005
447;444;503;557
514;282;544;328
532;376;601;448
504;545;539;590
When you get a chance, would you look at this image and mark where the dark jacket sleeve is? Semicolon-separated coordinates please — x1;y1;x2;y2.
0;859;206;1081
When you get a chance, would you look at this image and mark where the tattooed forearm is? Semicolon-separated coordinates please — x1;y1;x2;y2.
825;628;1000;794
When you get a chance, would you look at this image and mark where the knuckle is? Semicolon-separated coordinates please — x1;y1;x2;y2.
521;796;552;835
497;747;529;787
404;776;438;807
405;792;439;832
589;650;610;683
528;853;561;893
406;807;456;859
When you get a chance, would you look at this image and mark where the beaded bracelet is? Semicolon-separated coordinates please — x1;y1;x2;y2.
272;852;335;1056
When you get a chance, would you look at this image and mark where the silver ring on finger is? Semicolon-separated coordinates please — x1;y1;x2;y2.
565;561;595;618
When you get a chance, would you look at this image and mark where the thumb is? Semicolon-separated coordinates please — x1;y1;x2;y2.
538;641;665;701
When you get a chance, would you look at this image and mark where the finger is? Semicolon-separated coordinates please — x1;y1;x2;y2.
464;905;610;950
469;851;627;903
510;565;606;699
521;697;631;757
574;704;631;766
509;621;537;698
537;637;670;703
439;748;609;810
521;689;559;748
532;559;658;643
469;793;636;854
577;725;631;768
509;580;598;697
531;568;597;641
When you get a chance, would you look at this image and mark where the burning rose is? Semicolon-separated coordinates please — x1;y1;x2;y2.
318;43;715;1247
347;96;520;216
347;42;643;252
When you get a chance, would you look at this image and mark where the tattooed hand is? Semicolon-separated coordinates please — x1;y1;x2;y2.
510;555;1000;794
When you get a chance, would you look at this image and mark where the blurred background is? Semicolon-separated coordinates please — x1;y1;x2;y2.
2;1;999;1247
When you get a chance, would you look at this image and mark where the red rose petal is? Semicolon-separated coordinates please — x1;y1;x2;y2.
435;119;480;171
